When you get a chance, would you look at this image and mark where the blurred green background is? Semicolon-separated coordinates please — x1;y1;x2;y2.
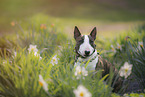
0;1;145;96
0;0;145;38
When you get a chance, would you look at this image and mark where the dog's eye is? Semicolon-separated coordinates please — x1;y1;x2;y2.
79;39;84;43
90;40;94;43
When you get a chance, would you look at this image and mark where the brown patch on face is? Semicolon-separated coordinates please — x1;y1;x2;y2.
75;35;84;53
88;35;96;49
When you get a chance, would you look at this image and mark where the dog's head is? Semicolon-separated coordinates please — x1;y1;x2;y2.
74;26;97;58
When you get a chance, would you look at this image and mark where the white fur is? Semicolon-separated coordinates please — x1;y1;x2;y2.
74;50;98;71
79;35;94;57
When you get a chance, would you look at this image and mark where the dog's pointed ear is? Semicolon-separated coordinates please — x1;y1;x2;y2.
90;27;97;40
74;26;81;40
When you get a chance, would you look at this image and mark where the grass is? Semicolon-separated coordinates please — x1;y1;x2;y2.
0;14;145;96
0;0;145;96
0;42;113;97
127;37;145;88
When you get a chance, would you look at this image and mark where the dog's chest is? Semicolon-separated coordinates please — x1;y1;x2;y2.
74;53;98;71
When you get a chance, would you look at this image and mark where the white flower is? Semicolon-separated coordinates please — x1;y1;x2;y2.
34;52;42;60
111;45;116;53
3;60;7;64
139;95;144;97
123;94;129;97
73;85;92;97
12;51;17;58
138;42;143;50
39;75;48;92
75;66;88;79
28;44;38;53
117;43;122;51
138;42;143;47
14;51;17;57
50;55;59;66
28;44;42;59
119;62;133;78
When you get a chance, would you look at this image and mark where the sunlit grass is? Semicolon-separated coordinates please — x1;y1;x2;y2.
0;9;145;96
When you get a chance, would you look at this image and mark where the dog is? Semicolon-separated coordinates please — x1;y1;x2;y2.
74;26;123;92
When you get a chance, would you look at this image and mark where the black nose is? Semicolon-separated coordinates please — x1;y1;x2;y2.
85;51;90;55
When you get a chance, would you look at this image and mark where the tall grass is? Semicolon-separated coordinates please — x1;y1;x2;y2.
127;37;145;89
0;16;145;96
0;44;113;97
0;17;114;97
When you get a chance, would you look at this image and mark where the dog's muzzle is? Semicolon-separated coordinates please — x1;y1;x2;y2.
77;49;96;58
85;50;90;56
